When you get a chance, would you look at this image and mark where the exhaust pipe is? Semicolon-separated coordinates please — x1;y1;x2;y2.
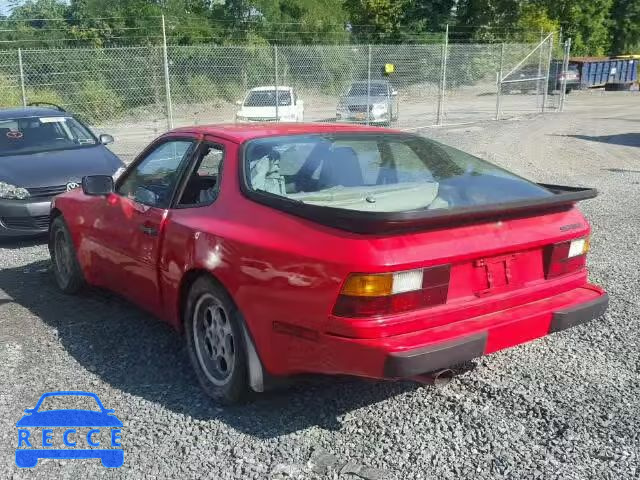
411;368;455;387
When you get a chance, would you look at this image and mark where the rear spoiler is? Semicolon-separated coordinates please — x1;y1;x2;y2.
247;184;597;234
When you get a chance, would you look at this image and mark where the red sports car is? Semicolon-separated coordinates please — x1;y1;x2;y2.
49;124;608;403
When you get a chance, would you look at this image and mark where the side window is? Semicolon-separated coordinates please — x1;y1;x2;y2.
177;144;224;207
117;140;193;208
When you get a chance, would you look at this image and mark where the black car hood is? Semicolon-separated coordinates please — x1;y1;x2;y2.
0;145;123;188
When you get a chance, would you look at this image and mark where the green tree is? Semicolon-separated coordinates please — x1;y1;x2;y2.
610;0;640;54
544;0;613;55
516;3;560;42
344;0;408;42
399;0;455;43
454;0;520;41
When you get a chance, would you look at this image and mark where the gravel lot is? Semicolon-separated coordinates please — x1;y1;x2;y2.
1;91;639;479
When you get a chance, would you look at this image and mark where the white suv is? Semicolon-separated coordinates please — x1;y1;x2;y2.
235;86;304;123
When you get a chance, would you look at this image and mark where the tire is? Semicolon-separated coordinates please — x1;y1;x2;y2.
50;215;85;294
184;276;250;404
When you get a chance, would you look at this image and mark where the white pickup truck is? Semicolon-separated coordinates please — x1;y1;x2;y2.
235;86;304;123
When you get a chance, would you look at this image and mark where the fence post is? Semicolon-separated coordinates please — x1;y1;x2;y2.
495;43;505;120
436;24;448;126
542;33;554;113
274;45;279;123
161;15;174;130
17;48;27;107
559;38;571;112
536;28;544;109
366;44;371;126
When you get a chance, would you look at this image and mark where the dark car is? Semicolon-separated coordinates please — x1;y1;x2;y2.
0;105;123;238
502;61;580;94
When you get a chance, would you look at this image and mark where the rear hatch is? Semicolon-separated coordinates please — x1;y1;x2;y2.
241;132;596;334
328;205;592;338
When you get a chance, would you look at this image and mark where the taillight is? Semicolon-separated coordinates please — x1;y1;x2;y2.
544;237;590;279
332;265;450;318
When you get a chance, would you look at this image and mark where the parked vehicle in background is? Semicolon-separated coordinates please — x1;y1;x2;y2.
49;123;607;404
571;56;638;90
235;86;304;123
549;61;581;93
502;61;580;95
0;104;123;238
336;80;398;126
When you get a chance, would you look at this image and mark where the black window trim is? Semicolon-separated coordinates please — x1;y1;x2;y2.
114;135;201;209
237;132;598;234
173;140;226;209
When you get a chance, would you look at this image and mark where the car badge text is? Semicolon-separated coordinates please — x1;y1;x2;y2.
15;391;123;468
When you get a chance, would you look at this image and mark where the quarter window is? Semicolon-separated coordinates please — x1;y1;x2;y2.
177;144;224;207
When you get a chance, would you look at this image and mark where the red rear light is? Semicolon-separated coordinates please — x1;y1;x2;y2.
544;237;589;279
332;265;451;318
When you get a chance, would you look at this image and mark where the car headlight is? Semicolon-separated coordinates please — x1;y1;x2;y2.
112;167;126;181
0;181;30;200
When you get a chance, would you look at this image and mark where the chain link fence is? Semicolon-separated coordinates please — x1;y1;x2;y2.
0;36;567;162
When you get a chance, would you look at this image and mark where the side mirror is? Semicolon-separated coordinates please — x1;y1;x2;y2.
235;100;243;106
82;175;114;196
134;186;159;206
99;134;114;145
24;408;35;414
391;90;398;96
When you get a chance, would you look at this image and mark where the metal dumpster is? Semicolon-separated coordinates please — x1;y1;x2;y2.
571;57;638;88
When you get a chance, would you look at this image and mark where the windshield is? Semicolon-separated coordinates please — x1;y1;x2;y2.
38;395;101;412
0;116;97;156
244;134;552;213
347;83;389;96
244;91;291;107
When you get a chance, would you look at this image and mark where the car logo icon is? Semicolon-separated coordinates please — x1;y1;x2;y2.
66;182;80;191
15;391;123;468
6;130;23;139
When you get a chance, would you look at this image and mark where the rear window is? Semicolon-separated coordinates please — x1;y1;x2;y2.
347;83;389;96
244;90;291;107
243;133;552;213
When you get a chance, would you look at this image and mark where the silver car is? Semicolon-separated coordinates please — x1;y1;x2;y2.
336;80;398;126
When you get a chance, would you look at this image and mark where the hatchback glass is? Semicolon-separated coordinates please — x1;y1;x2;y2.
244;133;552;212
244;91;292;107
347;84;389;96
0;116;97;156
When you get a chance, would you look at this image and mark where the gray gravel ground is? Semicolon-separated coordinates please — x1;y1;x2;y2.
1;91;639;479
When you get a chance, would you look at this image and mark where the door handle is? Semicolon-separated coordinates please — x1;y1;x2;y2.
139;224;158;236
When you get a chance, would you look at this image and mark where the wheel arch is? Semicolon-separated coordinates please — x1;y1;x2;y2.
178;269;269;392
48;208;63;254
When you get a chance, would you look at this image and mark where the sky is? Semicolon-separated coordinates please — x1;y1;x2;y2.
0;1;14;17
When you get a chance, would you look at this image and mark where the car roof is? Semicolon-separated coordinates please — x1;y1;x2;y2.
248;86;293;91
170;122;401;143
351;80;391;85
0;107;67;120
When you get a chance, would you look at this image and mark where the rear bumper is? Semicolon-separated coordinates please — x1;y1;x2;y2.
0;198;51;238
336;115;389;125
321;285;608;379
